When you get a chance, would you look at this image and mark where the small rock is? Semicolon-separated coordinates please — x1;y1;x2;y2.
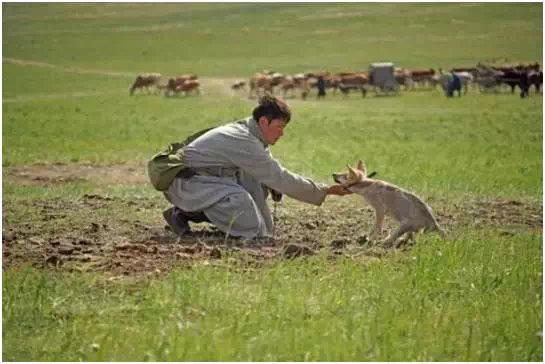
28;237;45;246
58;245;75;255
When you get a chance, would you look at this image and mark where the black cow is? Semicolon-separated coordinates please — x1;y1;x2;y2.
497;71;524;94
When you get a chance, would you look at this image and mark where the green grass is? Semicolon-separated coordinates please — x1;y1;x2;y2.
2;3;543;362
3;231;542;361
2;3;542;75
3;84;542;199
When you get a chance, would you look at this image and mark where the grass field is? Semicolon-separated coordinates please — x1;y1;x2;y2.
2;3;543;361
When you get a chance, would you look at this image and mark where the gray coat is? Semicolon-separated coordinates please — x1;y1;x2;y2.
164;117;328;238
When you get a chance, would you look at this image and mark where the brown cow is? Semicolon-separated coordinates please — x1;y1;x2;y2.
408;68;436;89
165;78;200;97
161;74;199;97
337;72;368;97
248;72;285;98
394;68;412;91
279;74;310;99
129;73;161;95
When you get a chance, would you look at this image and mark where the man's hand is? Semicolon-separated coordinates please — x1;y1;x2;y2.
326;184;353;196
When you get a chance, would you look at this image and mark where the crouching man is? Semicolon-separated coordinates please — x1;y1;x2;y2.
161;95;351;239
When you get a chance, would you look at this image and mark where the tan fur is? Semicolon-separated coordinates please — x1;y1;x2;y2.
333;160;446;246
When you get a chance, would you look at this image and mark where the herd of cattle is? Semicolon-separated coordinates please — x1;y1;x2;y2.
128;61;543;99
129;73;201;97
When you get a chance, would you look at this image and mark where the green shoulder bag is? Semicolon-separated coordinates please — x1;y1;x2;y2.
147;127;214;191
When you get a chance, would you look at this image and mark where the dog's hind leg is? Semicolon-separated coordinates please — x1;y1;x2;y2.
383;223;414;248
423;221;447;238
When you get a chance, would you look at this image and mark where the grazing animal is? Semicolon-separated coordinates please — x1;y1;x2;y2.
129;73;161;95
165;78;200;96
394;68;412;91
279;74;310;99
161;74;199;96
332;160;446;247
408;68;436;89
248;71;285;98
337;73;368;97
496;70;526;94
528;70;543;93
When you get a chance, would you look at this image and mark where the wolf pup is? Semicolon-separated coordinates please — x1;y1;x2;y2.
333;160;446;246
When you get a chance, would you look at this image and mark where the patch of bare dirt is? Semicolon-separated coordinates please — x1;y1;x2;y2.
3;163;148;186
3;164;542;278
2;189;542;279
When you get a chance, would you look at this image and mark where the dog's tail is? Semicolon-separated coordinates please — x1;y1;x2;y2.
434;224;448;238
424;220;447;238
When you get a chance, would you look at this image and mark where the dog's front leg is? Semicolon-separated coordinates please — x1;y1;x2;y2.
369;206;385;240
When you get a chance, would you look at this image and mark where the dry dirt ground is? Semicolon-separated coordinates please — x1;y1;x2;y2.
3;163;542;279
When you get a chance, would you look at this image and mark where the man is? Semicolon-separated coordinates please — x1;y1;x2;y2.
162;95;351;239
316;76;326;99
446;72;462;97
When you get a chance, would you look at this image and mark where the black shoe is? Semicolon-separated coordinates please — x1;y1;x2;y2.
163;207;191;236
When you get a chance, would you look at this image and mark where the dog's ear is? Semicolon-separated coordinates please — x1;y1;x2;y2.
348;166;362;181
356;160;367;176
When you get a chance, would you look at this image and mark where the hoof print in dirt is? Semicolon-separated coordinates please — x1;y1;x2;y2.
282;243;316;259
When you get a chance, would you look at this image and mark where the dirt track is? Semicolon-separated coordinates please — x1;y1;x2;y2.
3;163;542;279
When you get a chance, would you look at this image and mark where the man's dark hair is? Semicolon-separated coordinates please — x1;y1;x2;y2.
252;95;291;124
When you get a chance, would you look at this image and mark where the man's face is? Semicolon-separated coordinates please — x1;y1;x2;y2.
259;116;287;145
